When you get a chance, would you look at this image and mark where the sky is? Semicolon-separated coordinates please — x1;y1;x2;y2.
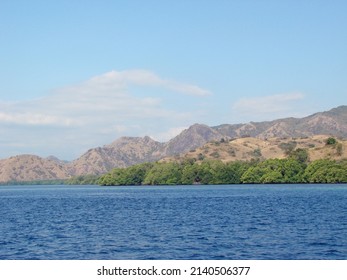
0;0;346;160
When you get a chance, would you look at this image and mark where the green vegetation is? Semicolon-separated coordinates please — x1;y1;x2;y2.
289;148;309;163
251;148;262;157
98;157;347;186
323;137;344;157
279;141;297;155
8;153;344;186
303;159;347;183
66;174;100;185
325;137;337;145
240;158;305;184
98;163;154;186
336;143;343;156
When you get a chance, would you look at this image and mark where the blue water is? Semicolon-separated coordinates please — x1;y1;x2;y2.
0;184;346;260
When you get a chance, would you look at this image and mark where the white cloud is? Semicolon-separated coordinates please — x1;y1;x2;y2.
150;126;188;142
0;112;76;126
85;69;212;96
232;92;306;121
0;70;211;160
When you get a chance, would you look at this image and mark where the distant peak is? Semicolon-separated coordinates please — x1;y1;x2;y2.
143;135;154;141
328;105;347;112
186;123;213;132
46;155;60;161
190;123;209;128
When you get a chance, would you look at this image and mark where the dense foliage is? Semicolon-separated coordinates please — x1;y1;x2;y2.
66;174;100;185
98;156;347;186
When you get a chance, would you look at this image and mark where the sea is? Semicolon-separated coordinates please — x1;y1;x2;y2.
0;184;346;260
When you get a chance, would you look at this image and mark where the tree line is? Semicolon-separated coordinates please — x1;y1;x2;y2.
96;157;347;186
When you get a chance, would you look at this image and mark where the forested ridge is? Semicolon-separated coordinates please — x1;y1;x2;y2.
66;137;347;186
96;158;347;186
2;106;347;184
4;137;347;185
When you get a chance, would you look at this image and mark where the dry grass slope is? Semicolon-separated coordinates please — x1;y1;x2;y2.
161;135;347;163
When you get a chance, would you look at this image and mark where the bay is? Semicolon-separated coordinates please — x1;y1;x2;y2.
0;184;346;259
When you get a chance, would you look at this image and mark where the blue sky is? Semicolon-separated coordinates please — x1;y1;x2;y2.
0;0;346;160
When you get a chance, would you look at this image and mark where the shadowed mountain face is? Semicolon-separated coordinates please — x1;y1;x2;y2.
162;124;225;155
68;125;224;175
68;136;165;175
1;106;347;182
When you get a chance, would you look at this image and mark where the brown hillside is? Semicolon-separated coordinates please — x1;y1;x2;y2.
1;105;347;182
161;135;347;163
0;155;71;182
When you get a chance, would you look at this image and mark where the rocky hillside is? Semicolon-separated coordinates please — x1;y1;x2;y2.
0;105;346;183
0;155;71;182
162;123;226;155
161;135;347;163
213;106;347;139
68;125;225;175
68;136;165;175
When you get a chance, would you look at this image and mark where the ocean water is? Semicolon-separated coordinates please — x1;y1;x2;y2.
0;184;346;260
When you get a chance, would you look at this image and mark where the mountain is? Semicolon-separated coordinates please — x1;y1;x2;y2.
68;125;225;175
0;105;346;183
68;136;164;175
161;135;347;164
213;105;347;139
163;123;226;155
0;155;71;182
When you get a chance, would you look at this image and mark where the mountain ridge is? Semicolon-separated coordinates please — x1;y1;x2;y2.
1;105;346;183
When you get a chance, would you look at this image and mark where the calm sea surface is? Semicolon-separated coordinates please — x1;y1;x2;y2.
0;184;346;260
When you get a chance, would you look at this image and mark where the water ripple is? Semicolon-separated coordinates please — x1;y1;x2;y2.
0;184;346;259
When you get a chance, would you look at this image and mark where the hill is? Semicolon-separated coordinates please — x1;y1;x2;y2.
68;124;227;176
0;105;346;183
161;135;347;163
213;106;347;139
0;155;71;183
68;136;165;175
